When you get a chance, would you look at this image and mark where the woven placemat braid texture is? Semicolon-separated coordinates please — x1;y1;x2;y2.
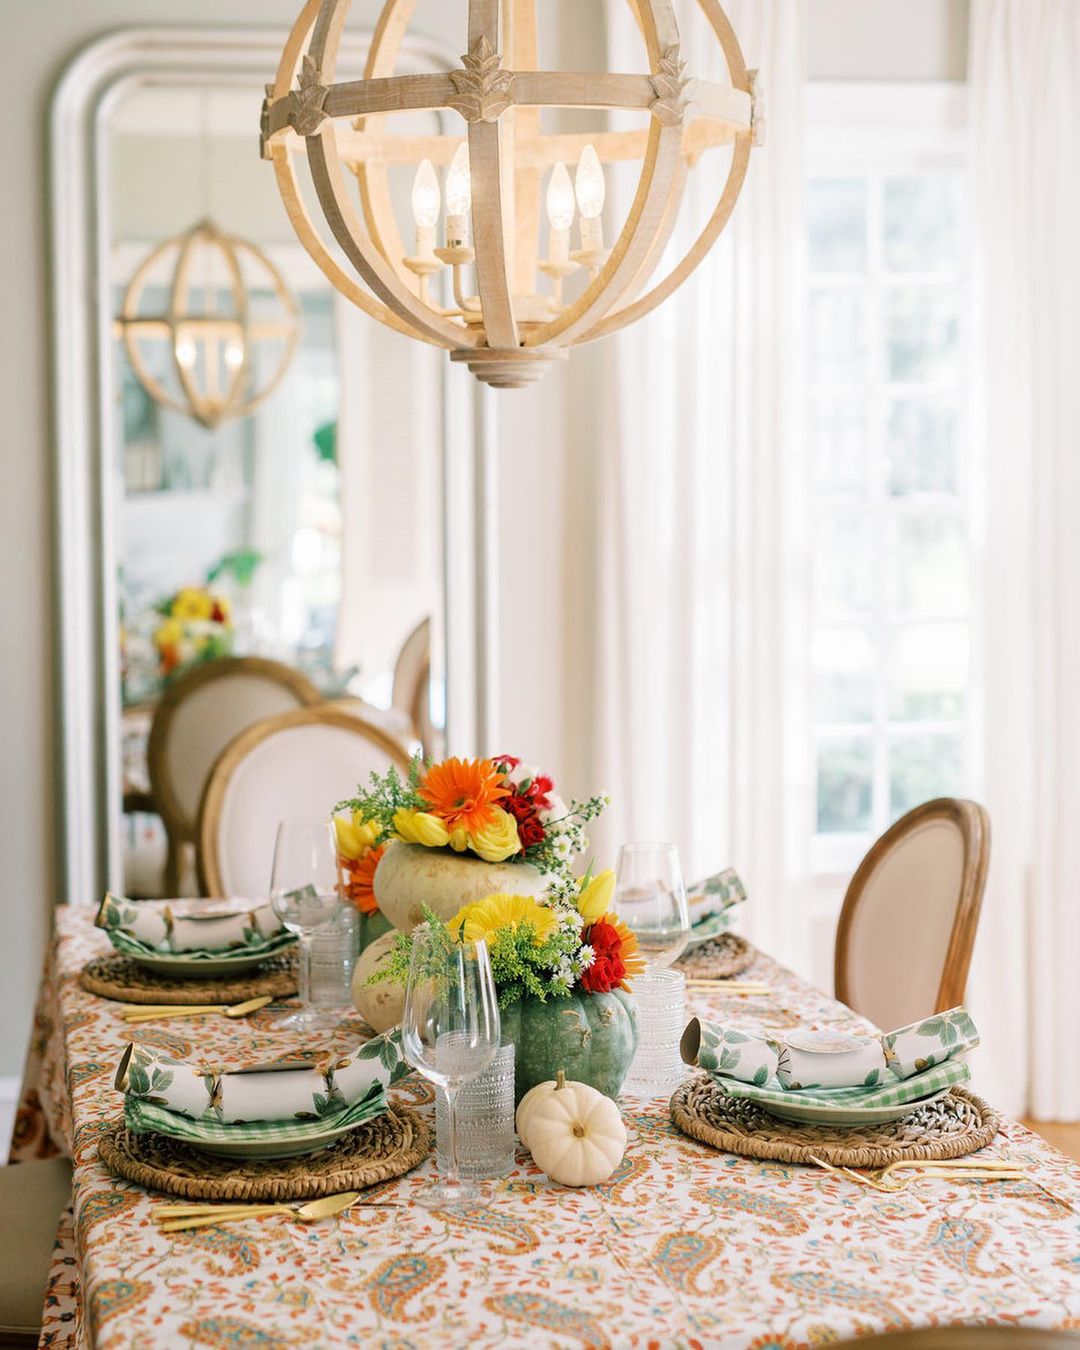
671;1076;1000;1167
676;932;755;979
97;1105;429;1201
80;953;298;1005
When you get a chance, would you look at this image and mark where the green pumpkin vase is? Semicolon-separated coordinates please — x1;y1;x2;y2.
502;989;639;1104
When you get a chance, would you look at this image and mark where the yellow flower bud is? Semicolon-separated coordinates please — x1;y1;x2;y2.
350;812;379;853
448;826;470;853
334;815;366;860
393;809;451;849
468;807;522;863
577;869;615;922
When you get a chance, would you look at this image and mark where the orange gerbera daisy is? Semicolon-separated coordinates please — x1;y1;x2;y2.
580;913;647;994
418;757;508;835
342;843;386;916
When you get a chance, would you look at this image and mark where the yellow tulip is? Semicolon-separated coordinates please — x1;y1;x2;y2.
577;869;615;922
468;807;522;863
448;826;470;853
334;813;378;860
393;809;451;849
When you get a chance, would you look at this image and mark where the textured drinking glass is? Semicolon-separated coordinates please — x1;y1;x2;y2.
309;906;358;1010
614;843;691;1098
269;817;344;1032
436;1041;516;1180
622;968;688;1098
401;928;501;1208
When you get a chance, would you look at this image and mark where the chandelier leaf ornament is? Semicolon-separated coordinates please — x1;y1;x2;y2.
116;218;301;431
262;0;763;390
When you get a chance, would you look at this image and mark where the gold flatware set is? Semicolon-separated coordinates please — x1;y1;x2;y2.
152;1191;403;1232
810;1154;1029;1194
684;980;772;996
119;995;273;1024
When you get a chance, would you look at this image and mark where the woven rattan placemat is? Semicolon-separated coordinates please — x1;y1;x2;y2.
80;953;298;1005
97;1106;429;1201
676;932;755;979
671;1075;1000;1167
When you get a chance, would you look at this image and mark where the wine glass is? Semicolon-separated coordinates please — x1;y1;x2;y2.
401;925;501;1208
269;817;343;1032
613;841;691;970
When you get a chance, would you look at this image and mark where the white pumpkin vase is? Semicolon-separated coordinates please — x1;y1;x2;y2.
351;840;548;1032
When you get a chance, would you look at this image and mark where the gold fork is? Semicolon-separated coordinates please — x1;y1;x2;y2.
809;1155;1027;1193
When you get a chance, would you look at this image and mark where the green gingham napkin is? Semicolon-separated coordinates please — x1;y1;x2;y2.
688;868;747;922
107;926;296;964
712;1055;971;1112
124;1079;388;1146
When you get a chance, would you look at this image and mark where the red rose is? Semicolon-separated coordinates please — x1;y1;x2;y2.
517;815;546;848
580;919;627;994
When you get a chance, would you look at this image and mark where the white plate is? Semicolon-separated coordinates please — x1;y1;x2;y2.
125;948;291;979
759;1087;950;1128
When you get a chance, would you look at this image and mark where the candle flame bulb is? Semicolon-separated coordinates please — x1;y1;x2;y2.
445;143;472;218
546;161;575;232
575;143;606;220
411;158;441;230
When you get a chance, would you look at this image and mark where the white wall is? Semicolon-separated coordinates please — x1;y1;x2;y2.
0;0;968;1078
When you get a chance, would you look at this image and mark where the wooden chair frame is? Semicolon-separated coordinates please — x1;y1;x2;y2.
196;704;413;897
147;657;323;895
834;797;991;1018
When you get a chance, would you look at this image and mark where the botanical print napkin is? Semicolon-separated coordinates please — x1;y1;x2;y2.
882;1007;980;1079
681;1017;780;1087
716;1055;972;1112
685;1006;980;1094
115;1028;409;1124
97;893;286;954
687;868;747;921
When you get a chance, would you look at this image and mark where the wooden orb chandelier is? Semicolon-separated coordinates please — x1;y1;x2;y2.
116;218;301;429
262;0;762;389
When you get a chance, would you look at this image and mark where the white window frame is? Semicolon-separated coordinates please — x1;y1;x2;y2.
791;82;979;913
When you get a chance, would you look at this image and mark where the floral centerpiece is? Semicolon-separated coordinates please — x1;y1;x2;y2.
152;586;233;678
336;755;637;1099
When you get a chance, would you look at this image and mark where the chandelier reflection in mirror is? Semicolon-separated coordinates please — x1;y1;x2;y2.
116;219;301;430
262;0;762;389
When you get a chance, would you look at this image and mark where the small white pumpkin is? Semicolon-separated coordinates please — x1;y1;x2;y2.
523;1071;627;1187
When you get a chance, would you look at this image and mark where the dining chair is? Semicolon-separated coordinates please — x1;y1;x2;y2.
831;1328;1080;1349
0;1158;72;1347
196;706;412;898
834;798;991;1030
147;657;322;895
391;617;442;757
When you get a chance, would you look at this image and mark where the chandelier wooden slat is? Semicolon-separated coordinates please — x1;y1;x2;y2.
263;0;762;388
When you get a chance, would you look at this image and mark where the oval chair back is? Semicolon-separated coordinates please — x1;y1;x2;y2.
197;706;412;898
147;657;322;894
834;798;990;1029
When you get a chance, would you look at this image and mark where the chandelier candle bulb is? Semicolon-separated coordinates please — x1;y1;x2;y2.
574;145;607;259
445;143;473;248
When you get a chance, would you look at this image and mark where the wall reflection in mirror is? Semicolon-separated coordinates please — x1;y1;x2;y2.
109;85;447;898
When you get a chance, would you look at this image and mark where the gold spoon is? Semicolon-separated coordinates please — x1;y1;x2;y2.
155;1191;367;1232
120;995;273;1023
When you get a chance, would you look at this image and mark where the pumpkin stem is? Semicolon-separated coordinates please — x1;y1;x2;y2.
555;1070;566;1091
573;1123;585;1138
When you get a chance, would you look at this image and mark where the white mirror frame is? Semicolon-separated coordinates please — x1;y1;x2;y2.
49;27;499;907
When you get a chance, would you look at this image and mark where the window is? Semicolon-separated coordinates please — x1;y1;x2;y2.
802;86;975;874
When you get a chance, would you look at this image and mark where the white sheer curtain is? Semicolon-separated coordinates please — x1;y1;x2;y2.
968;0;1080;1119
565;0;805;962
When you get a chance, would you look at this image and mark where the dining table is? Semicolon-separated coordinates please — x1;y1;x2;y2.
12;905;1080;1349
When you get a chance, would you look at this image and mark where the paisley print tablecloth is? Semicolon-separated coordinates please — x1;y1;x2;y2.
16;906;1080;1349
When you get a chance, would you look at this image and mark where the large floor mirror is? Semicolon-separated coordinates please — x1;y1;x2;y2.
52;29;486;905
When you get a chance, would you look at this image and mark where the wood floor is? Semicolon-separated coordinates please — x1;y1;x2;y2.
1023;1119;1080;1163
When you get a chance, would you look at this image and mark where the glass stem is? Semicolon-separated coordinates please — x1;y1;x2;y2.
297;935;313;1009
444;1085;460;1190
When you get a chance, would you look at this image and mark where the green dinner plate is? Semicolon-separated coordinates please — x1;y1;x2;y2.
758;1087;950;1128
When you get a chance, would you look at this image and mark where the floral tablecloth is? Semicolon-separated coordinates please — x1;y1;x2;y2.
14;907;1080;1350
